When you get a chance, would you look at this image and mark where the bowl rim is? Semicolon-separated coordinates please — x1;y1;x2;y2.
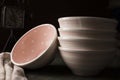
58;16;118;23
58;37;116;42
11;24;57;66
59;47;116;52
58;28;116;33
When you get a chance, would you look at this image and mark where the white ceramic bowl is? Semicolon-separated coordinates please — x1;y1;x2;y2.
59;47;116;76
11;24;58;69
58;28;116;39
58;37;117;50
58;16;118;31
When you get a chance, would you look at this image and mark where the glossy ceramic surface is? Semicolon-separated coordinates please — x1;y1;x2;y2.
11;24;57;69
59;47;115;76
58;28;116;39
58;16;118;31
58;37;116;50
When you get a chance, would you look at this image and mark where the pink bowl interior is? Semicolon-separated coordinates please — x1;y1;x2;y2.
11;24;56;64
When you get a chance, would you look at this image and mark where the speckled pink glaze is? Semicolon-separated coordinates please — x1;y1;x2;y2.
12;24;56;64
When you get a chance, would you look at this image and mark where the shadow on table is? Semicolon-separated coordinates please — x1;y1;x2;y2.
25;64;120;80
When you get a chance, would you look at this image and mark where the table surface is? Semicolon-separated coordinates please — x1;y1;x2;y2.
25;54;120;80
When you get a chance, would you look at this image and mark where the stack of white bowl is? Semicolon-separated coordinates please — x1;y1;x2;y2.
57;17;118;76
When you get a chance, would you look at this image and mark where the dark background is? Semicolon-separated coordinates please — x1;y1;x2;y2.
0;0;116;52
27;0;110;28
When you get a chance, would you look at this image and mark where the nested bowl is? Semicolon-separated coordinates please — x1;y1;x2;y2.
58;37;117;50
58;16;118;31
59;47;116;76
58;28;116;39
